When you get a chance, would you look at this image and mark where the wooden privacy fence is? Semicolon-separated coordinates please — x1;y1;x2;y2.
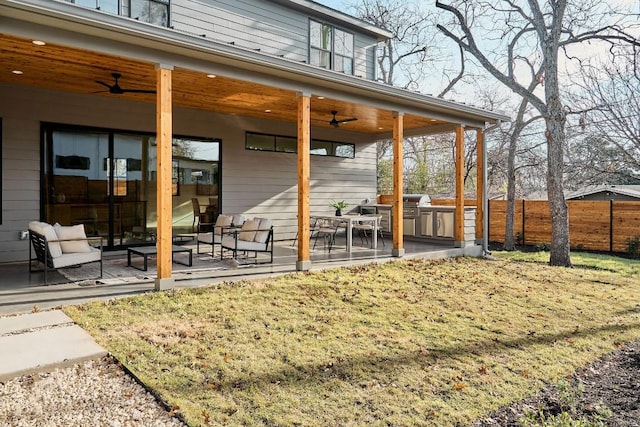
376;196;639;253
488;200;640;253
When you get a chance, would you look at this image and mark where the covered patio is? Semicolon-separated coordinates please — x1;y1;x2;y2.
0;0;507;290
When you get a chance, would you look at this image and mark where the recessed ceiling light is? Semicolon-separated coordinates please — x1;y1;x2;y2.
32;40;46;46
430;119;437;122
378;127;384;130
264;109;271;113
206;74;216;78
12;70;23;75
317;96;325;100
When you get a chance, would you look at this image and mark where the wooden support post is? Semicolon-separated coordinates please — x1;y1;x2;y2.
475;129;484;245
455;125;465;247
392;111;404;257
155;64;174;291
296;92;311;271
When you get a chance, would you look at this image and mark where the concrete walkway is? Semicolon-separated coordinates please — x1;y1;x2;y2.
0;310;107;382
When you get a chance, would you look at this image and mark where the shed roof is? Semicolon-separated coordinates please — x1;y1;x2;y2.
565;185;640;200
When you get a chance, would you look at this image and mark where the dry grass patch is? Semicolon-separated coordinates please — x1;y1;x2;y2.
65;256;640;426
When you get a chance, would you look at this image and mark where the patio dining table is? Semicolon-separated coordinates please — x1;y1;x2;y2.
311;214;378;252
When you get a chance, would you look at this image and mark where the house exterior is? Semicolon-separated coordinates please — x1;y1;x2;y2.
0;0;507;285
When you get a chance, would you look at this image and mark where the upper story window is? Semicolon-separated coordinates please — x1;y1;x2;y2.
66;0;169;27
309;20;354;74
126;0;169;26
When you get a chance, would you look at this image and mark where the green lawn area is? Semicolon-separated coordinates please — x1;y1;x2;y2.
64;254;640;426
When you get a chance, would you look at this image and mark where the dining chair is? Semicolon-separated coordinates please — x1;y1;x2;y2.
291;216;320;248
313;218;341;251
353;214;385;248
191;198;208;232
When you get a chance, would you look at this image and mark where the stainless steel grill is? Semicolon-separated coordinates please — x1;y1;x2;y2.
402;194;431;236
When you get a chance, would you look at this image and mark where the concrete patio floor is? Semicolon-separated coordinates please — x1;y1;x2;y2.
0;237;483;316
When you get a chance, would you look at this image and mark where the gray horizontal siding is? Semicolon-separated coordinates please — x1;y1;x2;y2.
0;84;379;262
222;139;377;240
172;0;379;78
172;0;309;62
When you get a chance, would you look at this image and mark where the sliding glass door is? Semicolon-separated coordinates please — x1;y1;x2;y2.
43;124;220;250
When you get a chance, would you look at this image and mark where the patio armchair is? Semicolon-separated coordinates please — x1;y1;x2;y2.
220;218;274;264
196;213;246;256
28;221;103;285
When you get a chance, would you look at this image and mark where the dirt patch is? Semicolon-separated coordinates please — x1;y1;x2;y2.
470;339;640;426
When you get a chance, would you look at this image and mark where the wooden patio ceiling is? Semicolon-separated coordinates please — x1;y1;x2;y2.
0;33;447;135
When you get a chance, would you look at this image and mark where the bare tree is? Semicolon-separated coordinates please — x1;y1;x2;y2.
353;0;436;88
568;55;640;183
352;0;466;193
435;0;640;266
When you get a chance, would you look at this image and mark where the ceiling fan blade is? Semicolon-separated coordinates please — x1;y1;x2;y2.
338;117;358;124
121;88;157;94
95;80;112;89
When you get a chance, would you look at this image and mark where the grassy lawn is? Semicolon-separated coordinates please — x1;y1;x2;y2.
64;254;640;427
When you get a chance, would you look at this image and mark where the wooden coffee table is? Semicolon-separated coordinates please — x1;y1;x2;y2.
127;245;193;271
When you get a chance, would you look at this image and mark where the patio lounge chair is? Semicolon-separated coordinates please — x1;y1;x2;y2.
220;217;273;264
28;221;103;285
197;214;246;256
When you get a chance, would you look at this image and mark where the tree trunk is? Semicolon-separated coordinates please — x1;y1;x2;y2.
504;132;517;251
545;105;572;267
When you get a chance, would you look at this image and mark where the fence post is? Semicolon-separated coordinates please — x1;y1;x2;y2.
487;200;491;243
610;199;614;253
522;199;526;246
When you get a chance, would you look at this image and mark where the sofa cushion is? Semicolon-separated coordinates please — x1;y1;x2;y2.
28;221;63;258
51;247;101;269
197;232;221;245
221;235;269;251
214;214;232;235
54;224;93;253
254;218;272;243
238;219;259;241
232;214;246;227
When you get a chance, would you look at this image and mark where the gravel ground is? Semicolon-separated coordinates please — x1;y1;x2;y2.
2;341;638;426
0;356;185;427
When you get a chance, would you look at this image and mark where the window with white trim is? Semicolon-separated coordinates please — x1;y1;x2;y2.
309;20;354;74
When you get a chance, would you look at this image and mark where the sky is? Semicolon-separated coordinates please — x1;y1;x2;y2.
314;0;344;10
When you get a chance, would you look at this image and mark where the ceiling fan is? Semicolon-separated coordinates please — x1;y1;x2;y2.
329;110;358;127
94;73;156;95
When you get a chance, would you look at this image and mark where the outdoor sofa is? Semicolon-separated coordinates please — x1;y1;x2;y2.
28;221;103;285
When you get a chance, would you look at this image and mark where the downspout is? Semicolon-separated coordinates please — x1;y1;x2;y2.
482;120;502;257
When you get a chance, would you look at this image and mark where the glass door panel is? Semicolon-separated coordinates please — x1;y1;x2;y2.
45;129;112;243
113;133;151;245
146;138;221;235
